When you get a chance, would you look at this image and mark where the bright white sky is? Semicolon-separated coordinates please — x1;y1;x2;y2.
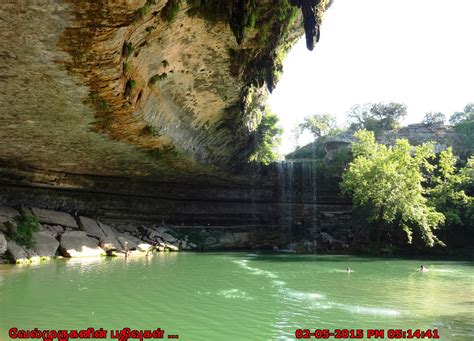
269;0;474;155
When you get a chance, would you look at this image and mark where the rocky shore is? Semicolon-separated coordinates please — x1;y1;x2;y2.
0;204;353;264
0;206;192;264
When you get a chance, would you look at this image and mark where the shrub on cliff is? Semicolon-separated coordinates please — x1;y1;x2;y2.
13;215;41;249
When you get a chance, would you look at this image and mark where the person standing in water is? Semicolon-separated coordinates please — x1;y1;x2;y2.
420;265;429;272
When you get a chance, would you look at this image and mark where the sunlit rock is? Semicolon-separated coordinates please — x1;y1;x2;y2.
6;239;29;263
59;231;106;258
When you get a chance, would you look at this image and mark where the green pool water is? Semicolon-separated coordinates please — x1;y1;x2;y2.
0;253;473;340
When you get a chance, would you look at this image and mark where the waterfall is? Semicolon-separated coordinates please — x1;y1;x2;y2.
277;160;318;238
302;160;318;232
277;161;294;237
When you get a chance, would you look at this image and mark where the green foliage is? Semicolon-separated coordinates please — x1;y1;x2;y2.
122;42;134;58
286;138;327;160
123;62;132;75
145;26;156;33
142;124;159;136
258;21;273;45
341;130;445;248
162;0;181;22
423;112;445;126
162;60;170;68
186;0;229;23
90;92;109;111
137;4;150;19
428;149;473;229
296;113;339;139
149;73;167;85
329;148;353;175
14;215;41;249
249;111;283;165
449;103;473;125
124;79;137;96
348;102;407;133
450;103;474;151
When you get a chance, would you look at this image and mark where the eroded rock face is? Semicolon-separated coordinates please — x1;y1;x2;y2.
0;0;330;180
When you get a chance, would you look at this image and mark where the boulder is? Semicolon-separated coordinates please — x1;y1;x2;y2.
117;233;151;252
161;232;177;243
24;247;40;261
98;222;118;237
43;225;64;238
233;232;251;247
147;229;162;240
78;216;106;240
5;221;17;238
6;239;29;263
0;206;20;223
0;222;7;234
100;236;123;252
32;231;59;257
217;233;235;247
0;233;7;254
59;231;105;257
164;243;179;251
31;208;78;228
20;207;33;216
204;236;218;246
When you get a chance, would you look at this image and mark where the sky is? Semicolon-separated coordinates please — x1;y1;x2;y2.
269;0;474;155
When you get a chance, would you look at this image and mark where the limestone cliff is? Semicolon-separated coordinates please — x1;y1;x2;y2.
0;0;331;178
0;1;338;246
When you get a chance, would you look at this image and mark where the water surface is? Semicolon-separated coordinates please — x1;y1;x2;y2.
1;253;473;340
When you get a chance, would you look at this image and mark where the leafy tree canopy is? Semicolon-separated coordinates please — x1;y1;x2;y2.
449;103;474;125
428;149;474;229
423;112;445;126
295;113;339;139
347;102;407;133
341;130;445;247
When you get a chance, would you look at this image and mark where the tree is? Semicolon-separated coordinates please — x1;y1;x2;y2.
347;102;407;132
428;150;473;234
449;103;474;152
423;112;445;126
341;130;445;248
249;111;283;165
449;103;474;125
296;113;339;139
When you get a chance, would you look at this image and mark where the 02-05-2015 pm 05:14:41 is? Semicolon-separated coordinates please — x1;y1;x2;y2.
295;328;440;339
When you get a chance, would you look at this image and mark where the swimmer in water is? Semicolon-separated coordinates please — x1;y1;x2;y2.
346;267;353;273
420;265;429;272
